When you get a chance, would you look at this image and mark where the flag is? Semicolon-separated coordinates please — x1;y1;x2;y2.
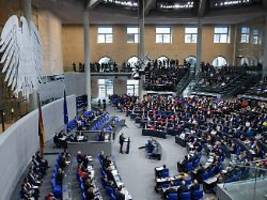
64;90;69;126
37;93;45;158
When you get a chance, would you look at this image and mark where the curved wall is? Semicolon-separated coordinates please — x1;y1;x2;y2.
0;95;76;200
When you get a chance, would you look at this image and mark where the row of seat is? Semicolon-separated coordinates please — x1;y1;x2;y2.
180;155;201;172
90;113;110;131
155;166;204;200
50;155;63;198
166;190;203;200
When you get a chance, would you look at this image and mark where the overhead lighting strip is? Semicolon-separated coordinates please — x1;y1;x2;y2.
103;0;138;7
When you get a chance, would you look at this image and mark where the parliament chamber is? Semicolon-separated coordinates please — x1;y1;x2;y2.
0;0;267;200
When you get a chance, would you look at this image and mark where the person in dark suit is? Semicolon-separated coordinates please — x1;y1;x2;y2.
103;99;107;111
163;180;176;199
56;168;64;185
190;179;200;191
115;186;125;200
119;133;125;154
86;186;95;199
178;181;189;198
126;137;130;154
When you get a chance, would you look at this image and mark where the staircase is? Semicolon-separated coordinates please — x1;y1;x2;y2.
176;72;196;97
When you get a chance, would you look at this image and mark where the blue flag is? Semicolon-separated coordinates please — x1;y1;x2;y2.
64;90;69;125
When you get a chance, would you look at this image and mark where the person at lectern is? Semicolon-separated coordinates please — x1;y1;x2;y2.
119;133;125;154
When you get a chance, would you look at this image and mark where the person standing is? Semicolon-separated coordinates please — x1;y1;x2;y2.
103;99;106;111
98;99;101;108
126;137;130;154
119;133;125;154
72;62;76;72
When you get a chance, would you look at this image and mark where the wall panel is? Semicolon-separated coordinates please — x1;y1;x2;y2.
0;95;76;200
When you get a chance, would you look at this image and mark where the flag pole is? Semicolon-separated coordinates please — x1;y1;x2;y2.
37;92;45;158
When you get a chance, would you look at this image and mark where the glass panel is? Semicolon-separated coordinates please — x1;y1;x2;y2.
156;34;163;43
99;57;111;65
221;165;267;200
97;34;105;43
127;85;134;96
98;85;106;98
127;80;139;96
98;79;113;98
98;79;105;84
215;27;228;33
127;34;135;43
185;27;198;33
105;34;113;43
98;27;112;33
127;27;139;34
214;34;220;43
127;80;139;85
134;34;139;43
156;27;171;34
220;34;228;43
212;56;227;67
241;27;250;34
163;34;171;43
241;34;249;43
185;34;191;43
127;57;139;67
191;34;197;43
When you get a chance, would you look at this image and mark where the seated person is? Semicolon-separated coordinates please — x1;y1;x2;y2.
115;186;125;200
177;181;189;197
45;192;56;200
55;168;64;185
190;179;200;191
86;186;95;200
155;164;167;178
145;140;155;153
77;151;86;164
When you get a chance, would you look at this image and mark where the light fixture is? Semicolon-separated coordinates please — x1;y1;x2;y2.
103;0;138;7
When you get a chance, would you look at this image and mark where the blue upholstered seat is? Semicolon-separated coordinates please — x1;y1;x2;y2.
192;189;204;200
180;191;191;200
184;162;193;172
167;192;178;200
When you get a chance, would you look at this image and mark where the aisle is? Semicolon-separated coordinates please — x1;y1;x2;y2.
108;107;187;200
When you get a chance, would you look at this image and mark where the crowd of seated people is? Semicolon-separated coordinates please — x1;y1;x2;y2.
76;151;102;200
194;62;258;95
98;152;132;200
53;110;120;147
144;59;189;91
112;94;267;192
20;152;48;200
241;76;267;99
50;152;71;198
154;164;203;200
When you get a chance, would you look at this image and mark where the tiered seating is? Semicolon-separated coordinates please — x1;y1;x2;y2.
239;77;267;101
54;110;123;145
20;152;49;200
97;152;132;200
114;94;267;197
50;152;71;198
154;166;204;200
76;151;103;200
144;65;189;92
193;65;258;96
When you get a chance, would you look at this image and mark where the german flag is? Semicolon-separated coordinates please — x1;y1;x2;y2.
37;93;45;158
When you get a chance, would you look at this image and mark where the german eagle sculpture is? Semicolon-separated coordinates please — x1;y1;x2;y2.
0;15;43;98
